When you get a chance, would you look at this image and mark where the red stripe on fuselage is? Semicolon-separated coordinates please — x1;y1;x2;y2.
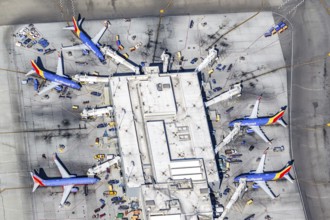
33;176;45;186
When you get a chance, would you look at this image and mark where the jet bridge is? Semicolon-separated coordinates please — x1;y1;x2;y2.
87;156;121;176
215;123;240;154
100;46;140;75
219;178;247;220
195;47;218;73
205;83;242;107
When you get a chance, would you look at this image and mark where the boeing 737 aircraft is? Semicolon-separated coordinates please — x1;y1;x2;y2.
62;14;109;64
234;152;294;199
31;153;99;207
27;53;81;95
229;96;287;144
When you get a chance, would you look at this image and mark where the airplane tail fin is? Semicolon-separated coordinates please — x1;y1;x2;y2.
77;14;84;26
276;160;294;180
30;172;45;192
268;106;287;127
30;57;45;78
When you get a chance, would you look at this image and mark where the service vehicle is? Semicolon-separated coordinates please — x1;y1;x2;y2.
91;91;102;96
72;105;79;110
273;145;285;152
94;154;105;160
190;57;198;64
108;179;120;184
111;196;123;202
189;20;194;28
208;69;214;75
118;205;130;210
97;123;107;128
225;149;237;155
213;87;222;92
246;199;254;205
103;190;117;196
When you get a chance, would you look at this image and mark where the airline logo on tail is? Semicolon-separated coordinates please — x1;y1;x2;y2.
266;107;286;125
30;172;45;192
31;60;45;78
72;17;81;36
272;160;294;180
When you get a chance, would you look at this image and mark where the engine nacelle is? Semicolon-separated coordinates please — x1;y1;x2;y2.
246;128;254;134
252;183;260;189
71;187;79;193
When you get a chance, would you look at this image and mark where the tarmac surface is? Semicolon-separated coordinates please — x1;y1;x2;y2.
0;0;282;26
0;0;329;219
0;11;306;219
280;0;330;219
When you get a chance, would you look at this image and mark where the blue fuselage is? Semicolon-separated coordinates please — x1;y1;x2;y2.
234;172;277;183
79;32;105;62
42;177;99;187
229;117;271;127
43;71;81;90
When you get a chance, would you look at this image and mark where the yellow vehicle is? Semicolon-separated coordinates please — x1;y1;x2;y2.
216;114;220;122
108;184;113;191
72;105;79;110
103;190;117;196
177;51;182;60
246;199;253;205
109;121;116;127
123;53;129;59
94;154;105;160
208;69;214;75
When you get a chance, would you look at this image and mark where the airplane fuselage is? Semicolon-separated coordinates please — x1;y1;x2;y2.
42;71;81;90
229;117;272;127
41;177;99;187
78;31;105;62
234;172;279;183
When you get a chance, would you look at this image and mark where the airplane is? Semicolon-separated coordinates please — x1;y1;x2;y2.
62;14;109;64
228;96;287;144
27;53;81;95
30;153;99;207
234;151;294;199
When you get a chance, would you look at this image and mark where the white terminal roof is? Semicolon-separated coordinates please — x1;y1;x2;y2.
110;71;219;190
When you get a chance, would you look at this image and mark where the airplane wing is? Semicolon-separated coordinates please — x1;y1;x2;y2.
38;81;61;95
254;181;276;199
56;54;65;77
92;25;107;44
249;97;261;118
53;154;70;178
62;44;88;51
249;126;271;144
256;153;266;173
60;184;74;206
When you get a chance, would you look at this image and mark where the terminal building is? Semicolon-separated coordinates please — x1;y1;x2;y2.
110;66;220;219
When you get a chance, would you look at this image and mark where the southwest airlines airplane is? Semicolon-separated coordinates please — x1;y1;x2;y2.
27;53;81;95
229;96;287;144
31;153;99;207
234;152;294;199
62;14;109;64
